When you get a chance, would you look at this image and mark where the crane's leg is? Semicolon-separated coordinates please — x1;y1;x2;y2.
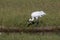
36;17;39;24
35;17;39;26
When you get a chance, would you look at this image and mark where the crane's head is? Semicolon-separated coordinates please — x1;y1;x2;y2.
29;18;34;22
29;19;31;21
27;18;35;26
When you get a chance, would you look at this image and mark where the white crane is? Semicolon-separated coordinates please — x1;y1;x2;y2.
29;11;46;22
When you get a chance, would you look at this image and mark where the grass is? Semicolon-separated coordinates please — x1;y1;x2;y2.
0;0;60;40
0;0;60;27
0;33;60;40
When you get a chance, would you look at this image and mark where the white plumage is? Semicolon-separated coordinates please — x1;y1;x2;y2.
29;11;46;22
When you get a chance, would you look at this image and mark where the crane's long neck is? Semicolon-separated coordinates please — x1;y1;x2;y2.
31;17;34;21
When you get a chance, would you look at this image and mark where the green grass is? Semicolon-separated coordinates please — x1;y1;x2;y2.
0;33;60;40
0;0;60;27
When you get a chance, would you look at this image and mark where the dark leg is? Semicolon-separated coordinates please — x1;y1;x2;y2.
34;20;39;27
36;20;39;24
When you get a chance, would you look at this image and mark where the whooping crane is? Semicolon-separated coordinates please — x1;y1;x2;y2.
29;11;46;22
